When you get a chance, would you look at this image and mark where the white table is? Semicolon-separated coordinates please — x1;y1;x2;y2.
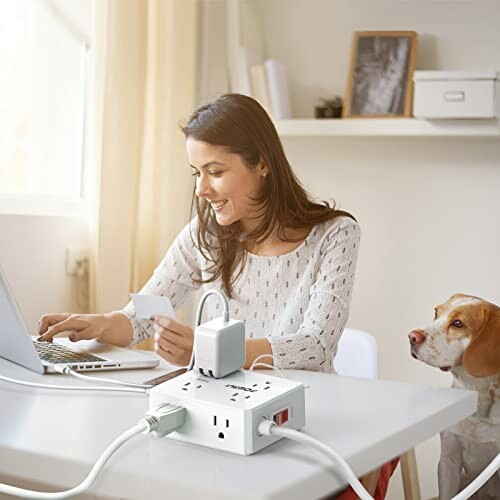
0;357;477;499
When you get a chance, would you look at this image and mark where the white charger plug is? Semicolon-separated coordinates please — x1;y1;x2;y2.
194;317;245;378
189;289;246;379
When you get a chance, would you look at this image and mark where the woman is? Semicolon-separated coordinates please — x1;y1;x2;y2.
37;94;360;373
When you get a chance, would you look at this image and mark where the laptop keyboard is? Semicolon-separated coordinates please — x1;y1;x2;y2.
33;341;106;365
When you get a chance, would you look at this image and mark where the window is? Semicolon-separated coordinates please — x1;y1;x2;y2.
0;0;89;214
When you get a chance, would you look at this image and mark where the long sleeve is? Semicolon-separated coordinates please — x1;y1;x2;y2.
269;219;360;371
120;219;203;345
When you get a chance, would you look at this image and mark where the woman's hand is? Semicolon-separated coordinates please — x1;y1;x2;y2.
37;312;133;347
152;316;194;366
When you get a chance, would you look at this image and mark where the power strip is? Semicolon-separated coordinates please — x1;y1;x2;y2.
149;369;305;455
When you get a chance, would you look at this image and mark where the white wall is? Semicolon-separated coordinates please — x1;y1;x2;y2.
0;214;89;333
254;1;500;498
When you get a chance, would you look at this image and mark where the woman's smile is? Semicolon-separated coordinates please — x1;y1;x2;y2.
210;200;228;211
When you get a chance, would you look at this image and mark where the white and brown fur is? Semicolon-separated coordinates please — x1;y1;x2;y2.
409;293;500;499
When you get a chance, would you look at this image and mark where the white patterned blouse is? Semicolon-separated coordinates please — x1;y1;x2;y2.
121;216;360;373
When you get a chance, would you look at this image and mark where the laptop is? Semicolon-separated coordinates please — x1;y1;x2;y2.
0;265;159;374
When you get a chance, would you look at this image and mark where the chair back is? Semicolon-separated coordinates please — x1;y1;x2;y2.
333;328;379;379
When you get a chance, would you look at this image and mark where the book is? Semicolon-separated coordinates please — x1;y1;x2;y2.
264;59;292;119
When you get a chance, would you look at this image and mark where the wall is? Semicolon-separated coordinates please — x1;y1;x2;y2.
253;1;500;498
0;214;89;333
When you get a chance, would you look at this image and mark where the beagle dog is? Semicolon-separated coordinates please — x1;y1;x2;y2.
409;293;500;499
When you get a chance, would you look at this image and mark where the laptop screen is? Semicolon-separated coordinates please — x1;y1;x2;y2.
0;266;44;373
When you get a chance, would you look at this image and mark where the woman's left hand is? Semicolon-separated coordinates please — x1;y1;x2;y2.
152;316;194;366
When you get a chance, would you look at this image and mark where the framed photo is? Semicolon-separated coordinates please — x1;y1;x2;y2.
343;31;417;118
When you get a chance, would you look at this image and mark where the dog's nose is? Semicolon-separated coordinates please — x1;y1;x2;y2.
408;330;426;345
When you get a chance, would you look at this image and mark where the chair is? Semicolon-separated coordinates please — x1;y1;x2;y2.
334;328;422;500
334;328;379;379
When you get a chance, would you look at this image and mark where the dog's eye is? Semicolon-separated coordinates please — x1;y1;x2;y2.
452;319;464;328
434;309;437;320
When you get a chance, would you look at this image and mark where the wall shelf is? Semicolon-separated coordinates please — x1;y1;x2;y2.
274;118;500;138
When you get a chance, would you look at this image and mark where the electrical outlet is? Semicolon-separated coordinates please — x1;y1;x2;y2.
149;369;305;455
213;415;230;440
65;248;89;276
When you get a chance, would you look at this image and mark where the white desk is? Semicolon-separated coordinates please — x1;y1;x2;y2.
0;357;477;499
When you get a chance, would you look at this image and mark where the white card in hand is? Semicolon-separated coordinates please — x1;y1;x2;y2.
130;293;176;320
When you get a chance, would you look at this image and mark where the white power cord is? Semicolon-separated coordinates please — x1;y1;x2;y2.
0;403;186;499
249;353;287;378
257;419;500;500
53;365;153;389
257;419;373;500
249;353;284;372
0;373;147;394
249;353;274;367
0;423;147;499
450;451;500;500
248;355;312;388
249;362;288;378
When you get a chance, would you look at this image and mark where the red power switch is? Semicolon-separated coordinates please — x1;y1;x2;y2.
273;408;289;426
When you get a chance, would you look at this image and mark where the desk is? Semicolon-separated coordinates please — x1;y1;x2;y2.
0;357;476;499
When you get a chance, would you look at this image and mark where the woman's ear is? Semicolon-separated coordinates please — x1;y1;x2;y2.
257;158;269;177
463;302;500;377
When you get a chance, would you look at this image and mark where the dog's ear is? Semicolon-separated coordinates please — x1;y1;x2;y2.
463;302;500;378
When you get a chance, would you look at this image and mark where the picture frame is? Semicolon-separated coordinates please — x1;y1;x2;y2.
343;31;417;118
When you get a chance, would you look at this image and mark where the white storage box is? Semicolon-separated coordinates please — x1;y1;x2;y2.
413;70;500;119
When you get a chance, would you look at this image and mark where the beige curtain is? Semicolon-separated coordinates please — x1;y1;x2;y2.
89;0;197;330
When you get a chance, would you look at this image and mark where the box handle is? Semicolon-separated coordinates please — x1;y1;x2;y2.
443;90;465;102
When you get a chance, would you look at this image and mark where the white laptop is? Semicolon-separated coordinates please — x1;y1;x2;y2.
0;265;159;374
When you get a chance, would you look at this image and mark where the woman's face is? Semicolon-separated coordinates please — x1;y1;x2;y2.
186;138;268;232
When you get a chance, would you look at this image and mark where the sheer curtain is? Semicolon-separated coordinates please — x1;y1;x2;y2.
89;0;197;346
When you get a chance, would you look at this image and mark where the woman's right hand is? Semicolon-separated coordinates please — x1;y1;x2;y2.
37;313;111;343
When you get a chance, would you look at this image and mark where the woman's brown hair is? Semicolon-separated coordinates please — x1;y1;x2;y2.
180;94;354;298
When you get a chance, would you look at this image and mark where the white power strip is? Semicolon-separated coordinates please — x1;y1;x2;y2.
149;369;305;455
